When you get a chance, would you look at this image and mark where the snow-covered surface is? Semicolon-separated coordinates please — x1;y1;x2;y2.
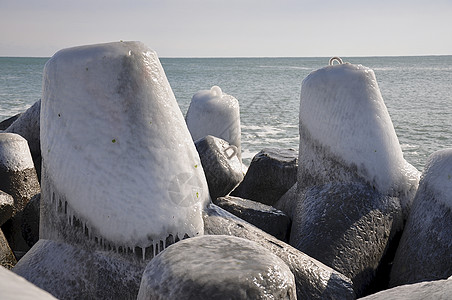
40;41;210;249
421;149;452;208
300;62;419;195
186;86;241;160
0;133;35;171
0;266;57;300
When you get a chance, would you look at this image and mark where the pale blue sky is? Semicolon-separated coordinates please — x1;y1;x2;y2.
1;0;451;57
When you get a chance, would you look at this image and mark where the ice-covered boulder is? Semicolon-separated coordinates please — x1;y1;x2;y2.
195;135;243;200
290;182;403;296
213;195;291;241
203;203;356;299
15;41;210;299
298;61;419;216
359;277;452;300
0;133;40;257
13;239;144;299
186;86;241;162
0;266;57;299
137;235;297;299
231;148;298;206
390;149;452;287
5;100;41;180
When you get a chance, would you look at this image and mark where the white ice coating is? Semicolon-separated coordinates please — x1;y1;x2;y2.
186;86;241;161
420;149;452;209
40;41;210;248
0;133;35;171
300;62;419;195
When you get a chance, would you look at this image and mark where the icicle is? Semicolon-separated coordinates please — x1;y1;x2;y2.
142;247;146;261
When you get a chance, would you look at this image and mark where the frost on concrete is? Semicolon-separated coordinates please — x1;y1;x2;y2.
39;41;210;257
298;62;419;214
186;86;241;161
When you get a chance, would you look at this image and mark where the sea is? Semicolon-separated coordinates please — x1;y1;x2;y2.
0;56;451;171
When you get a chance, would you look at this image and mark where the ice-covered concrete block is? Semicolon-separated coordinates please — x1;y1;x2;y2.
5;100;41;180
186;86;241;161
39;41;210;255
390;149;452;287
298;61;419;217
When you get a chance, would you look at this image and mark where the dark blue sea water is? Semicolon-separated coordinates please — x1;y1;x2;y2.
1;56;451;170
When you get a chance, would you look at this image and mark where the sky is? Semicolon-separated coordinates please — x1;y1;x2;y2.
1;0;451;58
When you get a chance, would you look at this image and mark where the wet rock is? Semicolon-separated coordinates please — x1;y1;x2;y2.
0;230;17;269
213;195;290;242
231;148;297;206
0;190;14;226
138;235;297;299
359;277;452;300
13;239;144;299
195;135;243;200
5;100;41;181
390;149;452;287
203;203;356;299
290;182;403;296
0;266;57;299
21;193;40;248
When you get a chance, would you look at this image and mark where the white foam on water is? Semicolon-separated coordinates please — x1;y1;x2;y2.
300;62;420;196
41;41;210;250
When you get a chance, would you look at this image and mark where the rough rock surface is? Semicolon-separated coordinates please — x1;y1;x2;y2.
195;135;243;200
203;203;356;299
13;239;145;300
231;148;297;206
290;182;403;296
138;235;296;299
213;195;290;241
